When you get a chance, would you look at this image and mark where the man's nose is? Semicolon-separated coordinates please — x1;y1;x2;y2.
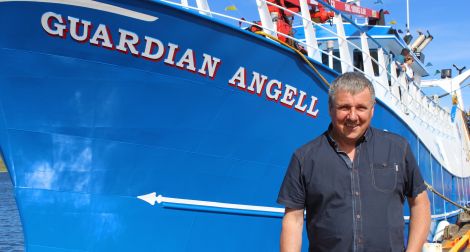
347;108;358;120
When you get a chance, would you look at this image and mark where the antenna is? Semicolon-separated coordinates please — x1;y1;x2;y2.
453;64;467;75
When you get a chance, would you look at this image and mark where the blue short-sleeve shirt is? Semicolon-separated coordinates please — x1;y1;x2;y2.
277;127;426;252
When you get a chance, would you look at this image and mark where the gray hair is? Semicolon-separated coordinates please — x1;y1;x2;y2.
328;72;375;108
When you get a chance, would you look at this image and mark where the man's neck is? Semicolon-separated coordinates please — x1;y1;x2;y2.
330;130;358;161
338;142;356;161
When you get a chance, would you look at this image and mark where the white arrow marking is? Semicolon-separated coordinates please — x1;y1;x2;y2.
137;192;462;220
137;192;159;206
137;192;285;214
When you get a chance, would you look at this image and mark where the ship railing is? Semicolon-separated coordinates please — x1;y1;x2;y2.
304;1;453;133
263;1;385;76
260;1;407;97
263;0;453;137
160;0;453;138
403;78;452;131
259;0;407;109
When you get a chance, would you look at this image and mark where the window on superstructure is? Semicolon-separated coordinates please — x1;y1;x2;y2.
352;49;379;76
321;50;341;73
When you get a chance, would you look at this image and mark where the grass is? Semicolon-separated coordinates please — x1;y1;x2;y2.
0;158;6;172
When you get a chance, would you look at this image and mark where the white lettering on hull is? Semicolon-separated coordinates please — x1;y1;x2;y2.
41;12;222;79
228;68;320;118
40;11;321;119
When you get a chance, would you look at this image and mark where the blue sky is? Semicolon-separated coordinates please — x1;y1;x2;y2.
204;0;470;111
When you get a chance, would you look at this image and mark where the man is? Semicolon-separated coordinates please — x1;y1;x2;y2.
395;48;411;77
403;55;414;83
395;48;410;66
277;72;430;251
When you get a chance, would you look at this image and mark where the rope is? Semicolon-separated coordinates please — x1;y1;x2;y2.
254;31;330;88
424;181;470;213
254;30;470;215
437;82;470;99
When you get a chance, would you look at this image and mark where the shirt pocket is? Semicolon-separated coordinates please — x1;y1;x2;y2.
371;162;399;193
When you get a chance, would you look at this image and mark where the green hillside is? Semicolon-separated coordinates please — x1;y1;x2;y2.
0;158;6;172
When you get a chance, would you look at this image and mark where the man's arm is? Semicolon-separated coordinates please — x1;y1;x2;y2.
280;207;304;252
406;190;431;252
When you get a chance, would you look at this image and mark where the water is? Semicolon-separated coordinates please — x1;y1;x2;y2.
0;172;24;252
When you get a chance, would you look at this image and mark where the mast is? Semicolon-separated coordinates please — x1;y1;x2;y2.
406;0;410;30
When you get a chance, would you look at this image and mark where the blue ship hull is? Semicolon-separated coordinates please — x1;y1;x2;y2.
0;0;468;251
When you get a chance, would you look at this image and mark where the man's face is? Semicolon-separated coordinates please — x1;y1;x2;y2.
329;88;375;145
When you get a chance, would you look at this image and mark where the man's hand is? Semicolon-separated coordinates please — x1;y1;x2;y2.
280;208;304;252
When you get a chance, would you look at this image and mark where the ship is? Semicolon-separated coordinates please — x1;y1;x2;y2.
0;0;469;251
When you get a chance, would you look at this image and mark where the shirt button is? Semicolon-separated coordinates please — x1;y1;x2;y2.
356;214;361;219
355;191;360;196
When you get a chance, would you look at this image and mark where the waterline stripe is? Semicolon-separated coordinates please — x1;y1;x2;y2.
0;0;158;21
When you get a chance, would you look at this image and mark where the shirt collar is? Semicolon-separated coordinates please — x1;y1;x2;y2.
325;124;372;150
